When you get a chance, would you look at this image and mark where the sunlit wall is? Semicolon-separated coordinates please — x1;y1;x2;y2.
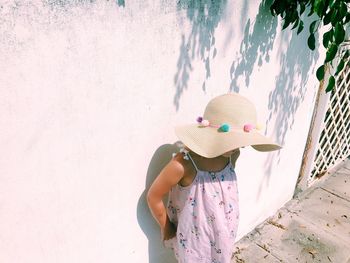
0;1;323;262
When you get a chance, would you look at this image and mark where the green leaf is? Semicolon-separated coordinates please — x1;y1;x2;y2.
270;1;279;16
325;43;338;62
282;11;292;30
282;19;290;30
323;29;333;48
326;75;335;93
299;2;306;15
291;10;299;23
343;50;350;59
323;10;333;25
308;5;315;16
308;33;316;50
270;1;286;16
316;64;325;81
292;18;299;29
309;20;318;33
334;23;345;45
339;2;347;20
270;5;276;16
335;59;345;75
329;0;336;9
344;14;350;24
297;20;304;34
314;0;325;17
331;10;338;26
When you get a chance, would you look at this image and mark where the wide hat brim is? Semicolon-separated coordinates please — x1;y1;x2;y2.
175;124;282;158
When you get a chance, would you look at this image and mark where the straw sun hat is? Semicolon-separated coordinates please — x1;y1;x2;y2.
175;93;282;158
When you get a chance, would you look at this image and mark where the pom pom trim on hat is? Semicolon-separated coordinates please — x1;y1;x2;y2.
201;119;210;126
196;116;203;123
196;117;259;133
243;124;254;132
219;123;230;132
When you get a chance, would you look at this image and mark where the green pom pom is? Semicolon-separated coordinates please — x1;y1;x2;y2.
219;123;230;132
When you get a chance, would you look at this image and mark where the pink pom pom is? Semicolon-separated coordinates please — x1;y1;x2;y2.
201;119;210;126
243;123;254;132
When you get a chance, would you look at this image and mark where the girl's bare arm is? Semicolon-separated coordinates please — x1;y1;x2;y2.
147;155;184;238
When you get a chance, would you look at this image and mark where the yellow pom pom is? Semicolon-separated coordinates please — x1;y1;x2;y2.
256;123;263;130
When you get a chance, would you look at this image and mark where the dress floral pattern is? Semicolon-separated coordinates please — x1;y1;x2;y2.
164;152;239;263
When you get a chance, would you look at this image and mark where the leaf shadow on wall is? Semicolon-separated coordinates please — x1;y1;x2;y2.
46;0;125;8
261;19;319;199
229;0;319;199
229;0;277;92
137;143;180;263
46;0;95;7
173;0;227;111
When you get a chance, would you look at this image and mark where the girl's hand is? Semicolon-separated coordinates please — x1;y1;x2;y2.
161;220;177;241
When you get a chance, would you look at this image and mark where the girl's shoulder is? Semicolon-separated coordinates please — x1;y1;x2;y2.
171;151;193;173
170;151;197;183
158;151;189;178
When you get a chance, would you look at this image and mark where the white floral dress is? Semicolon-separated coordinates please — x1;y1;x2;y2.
164;151;239;263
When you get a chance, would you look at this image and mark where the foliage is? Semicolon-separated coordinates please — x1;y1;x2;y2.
270;0;350;92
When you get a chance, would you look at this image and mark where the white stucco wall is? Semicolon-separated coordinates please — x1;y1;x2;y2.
0;1;324;262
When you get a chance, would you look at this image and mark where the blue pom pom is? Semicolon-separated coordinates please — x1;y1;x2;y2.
219;123;230;132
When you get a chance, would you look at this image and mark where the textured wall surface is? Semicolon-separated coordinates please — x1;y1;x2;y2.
0;0;323;262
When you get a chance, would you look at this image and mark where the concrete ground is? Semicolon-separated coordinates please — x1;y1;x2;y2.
232;158;350;263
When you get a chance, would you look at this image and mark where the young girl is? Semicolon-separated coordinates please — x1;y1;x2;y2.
147;93;281;263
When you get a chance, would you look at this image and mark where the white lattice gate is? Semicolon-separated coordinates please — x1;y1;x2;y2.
296;59;350;193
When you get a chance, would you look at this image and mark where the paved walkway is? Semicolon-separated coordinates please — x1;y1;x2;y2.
232;158;350;263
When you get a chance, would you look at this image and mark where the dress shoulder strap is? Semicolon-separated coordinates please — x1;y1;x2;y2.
187;152;199;172
180;148;199;172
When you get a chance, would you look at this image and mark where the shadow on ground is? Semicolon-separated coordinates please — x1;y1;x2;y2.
173;0;227;110
137;143;180;263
